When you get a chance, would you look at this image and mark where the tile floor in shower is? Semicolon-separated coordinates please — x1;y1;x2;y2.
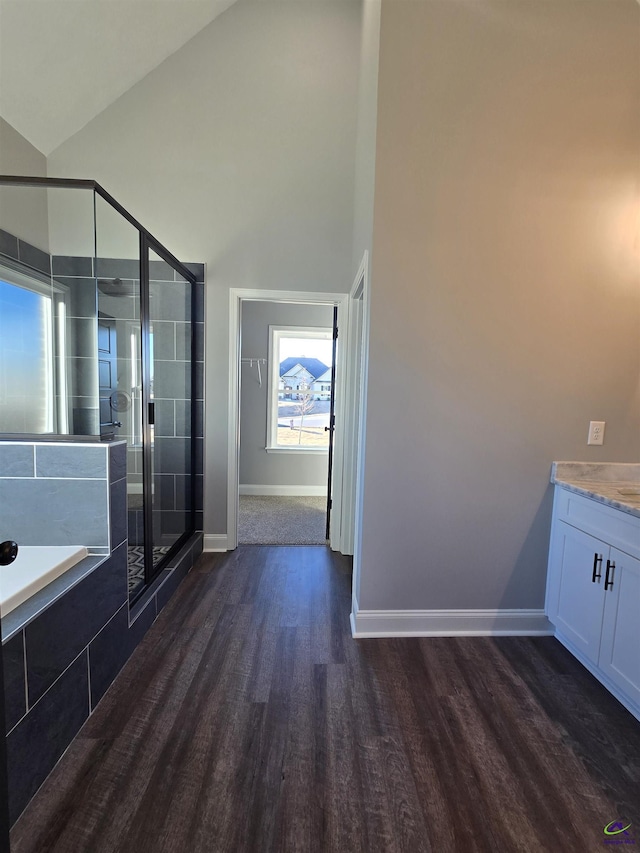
126;494;170;593
127;545;171;593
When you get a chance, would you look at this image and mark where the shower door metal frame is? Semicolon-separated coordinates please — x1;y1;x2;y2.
0;175;195;281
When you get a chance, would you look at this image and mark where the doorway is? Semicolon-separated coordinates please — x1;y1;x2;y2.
237;300;335;545
228;288;351;553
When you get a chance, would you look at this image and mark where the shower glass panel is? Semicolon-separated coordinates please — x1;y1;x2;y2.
148;248;193;571
48;187;98;436
94;194;145;597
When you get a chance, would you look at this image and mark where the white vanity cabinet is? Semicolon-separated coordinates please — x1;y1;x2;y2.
547;521;610;665
546;487;640;722
598;547;640;710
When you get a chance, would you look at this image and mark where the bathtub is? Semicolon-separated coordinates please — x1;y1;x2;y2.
0;545;88;617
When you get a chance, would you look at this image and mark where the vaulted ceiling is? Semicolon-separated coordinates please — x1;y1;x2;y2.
0;0;238;156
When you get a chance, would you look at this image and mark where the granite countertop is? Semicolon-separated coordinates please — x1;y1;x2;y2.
551;462;640;520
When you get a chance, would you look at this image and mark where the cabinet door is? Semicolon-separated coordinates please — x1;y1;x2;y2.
599;548;640;708
551;521;607;665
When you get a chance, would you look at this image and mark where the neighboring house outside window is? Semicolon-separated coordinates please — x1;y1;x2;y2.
311;368;333;400
266;326;333;451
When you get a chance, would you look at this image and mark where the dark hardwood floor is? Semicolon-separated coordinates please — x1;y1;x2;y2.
10;546;640;852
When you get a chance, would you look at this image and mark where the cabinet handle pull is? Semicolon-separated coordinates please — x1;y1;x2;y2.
604;559;615;591
592;553;602;582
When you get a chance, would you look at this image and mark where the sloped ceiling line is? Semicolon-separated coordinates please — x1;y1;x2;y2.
0;0;238;156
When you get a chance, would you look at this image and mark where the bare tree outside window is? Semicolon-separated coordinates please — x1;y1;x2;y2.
295;381;316;444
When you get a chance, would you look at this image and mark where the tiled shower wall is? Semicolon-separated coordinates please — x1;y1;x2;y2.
52;254;206;544
150;270;205;546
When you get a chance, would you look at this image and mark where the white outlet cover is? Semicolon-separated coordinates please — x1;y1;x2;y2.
587;421;605;446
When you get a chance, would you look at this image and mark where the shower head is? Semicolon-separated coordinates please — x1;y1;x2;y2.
97;277;136;297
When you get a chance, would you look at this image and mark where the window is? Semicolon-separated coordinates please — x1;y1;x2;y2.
0;265;69;434
266;325;333;451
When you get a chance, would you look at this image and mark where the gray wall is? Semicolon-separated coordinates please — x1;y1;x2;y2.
351;0;380;276
45;0;362;537
357;0;640;612
240;300;333;490
350;0;380;598
0;118;48;251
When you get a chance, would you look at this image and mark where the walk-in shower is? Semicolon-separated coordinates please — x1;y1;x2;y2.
0;176;204;600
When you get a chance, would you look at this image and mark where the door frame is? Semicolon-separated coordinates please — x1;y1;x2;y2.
342;252;370;610
228;288;350;552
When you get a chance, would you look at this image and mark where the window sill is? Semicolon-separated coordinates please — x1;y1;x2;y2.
265;446;329;454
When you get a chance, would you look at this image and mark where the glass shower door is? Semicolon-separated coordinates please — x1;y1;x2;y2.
91;215;195;595
95;194;145;597
147;248;194;573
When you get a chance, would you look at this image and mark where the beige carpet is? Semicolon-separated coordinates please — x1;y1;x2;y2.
238;495;327;545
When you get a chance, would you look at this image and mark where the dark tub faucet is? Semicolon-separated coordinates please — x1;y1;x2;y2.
0;540;18;566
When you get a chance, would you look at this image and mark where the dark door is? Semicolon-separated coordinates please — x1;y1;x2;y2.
325;306;338;540
98;313;119;439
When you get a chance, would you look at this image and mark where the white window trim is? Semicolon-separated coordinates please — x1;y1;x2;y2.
266;325;332;453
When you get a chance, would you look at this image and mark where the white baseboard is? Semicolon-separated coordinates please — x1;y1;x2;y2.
203;534;230;552
350;609;358;638
239;484;327;497
350;606;553;638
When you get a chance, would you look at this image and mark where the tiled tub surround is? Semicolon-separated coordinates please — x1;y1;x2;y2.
550;462;640;519
0;441;114;554
0;545;89;615
1;438;203;825
0;440;126;640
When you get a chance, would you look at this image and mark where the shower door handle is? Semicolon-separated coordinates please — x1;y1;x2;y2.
148;401;155;425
